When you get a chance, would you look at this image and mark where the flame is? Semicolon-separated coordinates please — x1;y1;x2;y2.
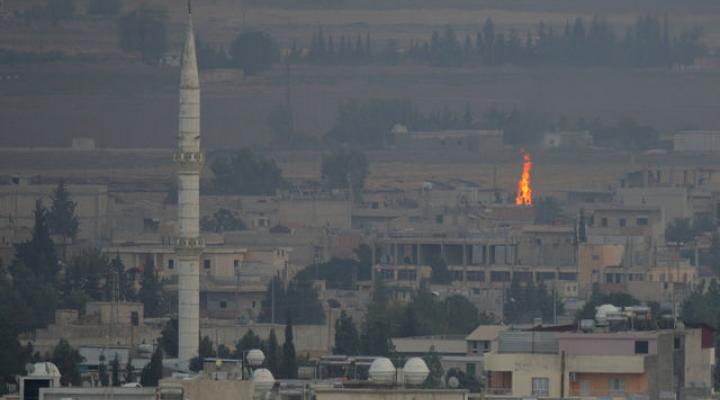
515;150;533;206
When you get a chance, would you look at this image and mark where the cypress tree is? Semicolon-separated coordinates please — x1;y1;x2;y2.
266;329;280;375
279;315;297;379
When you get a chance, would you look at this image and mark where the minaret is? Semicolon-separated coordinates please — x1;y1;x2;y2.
174;0;203;365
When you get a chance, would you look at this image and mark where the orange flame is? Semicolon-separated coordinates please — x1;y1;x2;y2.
515;150;533;206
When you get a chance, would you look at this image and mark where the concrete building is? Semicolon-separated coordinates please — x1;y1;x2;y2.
0;183;109;242
484;324;715;400
542;130;593;149
392;129;504;154
314;388;468;400
673;130;720;153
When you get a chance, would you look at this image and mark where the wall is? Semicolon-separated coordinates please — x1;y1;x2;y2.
84;302;143;326
558;333;658;356
484;352;561;397
201;322;332;357
569;372;647;397
0;184;109;241
683;329;714;391
159;378;254;400
40;387;156;400
315;388;468;400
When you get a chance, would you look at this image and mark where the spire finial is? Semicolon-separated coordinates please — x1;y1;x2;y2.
188;0;192;15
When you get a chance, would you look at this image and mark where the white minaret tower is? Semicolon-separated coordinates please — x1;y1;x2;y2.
175;0;203;365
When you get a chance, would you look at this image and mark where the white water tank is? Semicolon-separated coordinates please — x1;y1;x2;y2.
252;368;275;393
369;357;396;385
246;349;266;367
402;357;429;385
595;304;621;325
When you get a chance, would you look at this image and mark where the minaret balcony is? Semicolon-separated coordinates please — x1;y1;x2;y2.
175;236;205;256
174;151;204;170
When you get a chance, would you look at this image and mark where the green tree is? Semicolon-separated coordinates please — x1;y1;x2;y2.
360;279;393;356
268;104;293;143
191;336;217;372
118;6;167;64
321;148;369;201
11;200;60;330
110;354;120;387
47;181;79;239
666;218;694;243
62;249;110;310
430;256;451;284
575;284;640;321
200;208;246;233
158;317;178;358
354;244;373;281
137;261;164;318
398;306;419;337
423;346;444;388
229;31;278;76
443;295;481;334
279;315;297;379
46;0;76;23
88;0;121;16
534;196;563;225
124;357;135;384
234;330;264;358
266;329;280;375
504;278;563;324
0;269;24;393
210;149;285;195
446;368;483;392
333;311;360;355
52;339;83;386
140;346;163;387
98;354;109;386
258;276;326;325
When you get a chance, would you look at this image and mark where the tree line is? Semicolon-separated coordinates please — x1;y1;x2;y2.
0;183;167;391
294;16;705;68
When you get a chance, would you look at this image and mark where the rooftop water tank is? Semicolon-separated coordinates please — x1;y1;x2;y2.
595;304;621;325
369;357;396;385
246;349;266;367
402;357;429;386
252;368;275;393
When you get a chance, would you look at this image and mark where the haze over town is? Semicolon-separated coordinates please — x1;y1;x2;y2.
1;1;720;400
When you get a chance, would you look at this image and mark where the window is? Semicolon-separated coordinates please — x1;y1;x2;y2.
451;270;464;281
380;269;395;280
674;337;682;350
252;301;256;308
619;218;626;227
592;254;600;261
398;269;417;281
608;378;625;395
637;217;649;226
167;259;174;269
634;340;649;354
466;271;485;281
531;377;549;397
234;259;240;268
601;217;608;227
204;259;211;269
436;214;444;224
220;301;227;309
490;271;511;282
558;272;577;281
536;271;556;281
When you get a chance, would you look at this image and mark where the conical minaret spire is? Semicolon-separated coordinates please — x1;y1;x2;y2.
175;0;203;365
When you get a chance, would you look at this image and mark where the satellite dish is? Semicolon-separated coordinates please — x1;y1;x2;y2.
448;376;460;389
